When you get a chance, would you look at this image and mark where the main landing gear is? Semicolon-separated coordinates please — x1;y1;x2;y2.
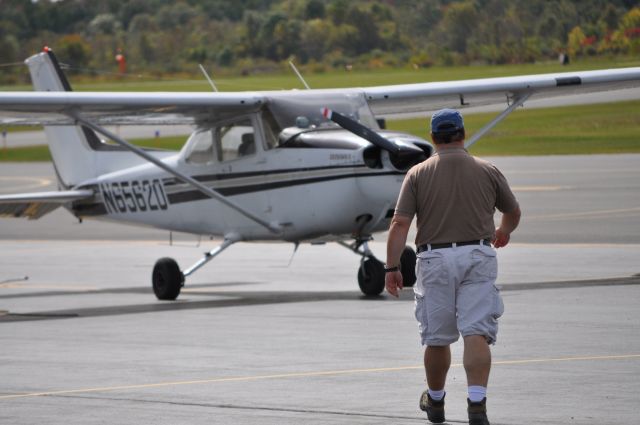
151;234;417;300
151;233;240;300
152;258;184;300
338;238;416;297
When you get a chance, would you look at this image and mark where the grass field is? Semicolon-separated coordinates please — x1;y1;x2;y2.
1;99;638;162
388;100;640;156
2;57;640;93
0;136;187;162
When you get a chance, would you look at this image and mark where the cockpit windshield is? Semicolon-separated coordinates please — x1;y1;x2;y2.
266;91;379;132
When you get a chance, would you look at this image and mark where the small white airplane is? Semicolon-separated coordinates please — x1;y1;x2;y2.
1;48;639;299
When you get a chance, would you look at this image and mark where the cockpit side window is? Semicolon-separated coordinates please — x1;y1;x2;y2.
216;118;254;162
185;130;215;165
184;116;263;164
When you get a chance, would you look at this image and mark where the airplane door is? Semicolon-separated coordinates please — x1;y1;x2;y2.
215;117;272;234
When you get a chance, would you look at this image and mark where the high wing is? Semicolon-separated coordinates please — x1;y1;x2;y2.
0;59;639;126
363;67;640;116
0;190;94;219
0;91;266;126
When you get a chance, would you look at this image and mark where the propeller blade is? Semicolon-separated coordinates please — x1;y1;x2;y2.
321;108;400;154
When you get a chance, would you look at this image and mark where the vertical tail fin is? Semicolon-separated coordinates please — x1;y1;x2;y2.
26;48;98;188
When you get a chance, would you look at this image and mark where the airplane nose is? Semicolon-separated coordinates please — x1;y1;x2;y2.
386;143;427;171
362;142;427;171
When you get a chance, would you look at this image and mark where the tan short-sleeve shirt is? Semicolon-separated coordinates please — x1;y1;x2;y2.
395;148;519;246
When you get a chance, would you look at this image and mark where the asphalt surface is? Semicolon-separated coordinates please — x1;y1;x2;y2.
1;155;640;424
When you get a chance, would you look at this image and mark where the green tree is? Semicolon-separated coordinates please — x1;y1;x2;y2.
343;5;383;55
568;26;588;56
217;47;234;66
327;0;349;25
619;7;640;30
438;1;479;57
58;34;92;68
0;35;20;64
88;14;121;35
305;0;325;20
300;19;330;61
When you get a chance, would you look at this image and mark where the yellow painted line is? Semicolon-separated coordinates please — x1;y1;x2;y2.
1;353;638;401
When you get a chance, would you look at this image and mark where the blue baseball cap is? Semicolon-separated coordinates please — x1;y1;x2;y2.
430;109;464;134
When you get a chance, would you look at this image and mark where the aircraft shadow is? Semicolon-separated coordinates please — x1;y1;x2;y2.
0;283;385;323
1;275;638;323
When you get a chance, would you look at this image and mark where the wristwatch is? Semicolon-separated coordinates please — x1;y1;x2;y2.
384;265;399;273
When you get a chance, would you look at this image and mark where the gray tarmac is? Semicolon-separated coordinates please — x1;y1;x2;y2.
1;155;640;424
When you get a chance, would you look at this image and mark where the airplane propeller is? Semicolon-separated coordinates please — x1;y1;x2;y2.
321;107;426;168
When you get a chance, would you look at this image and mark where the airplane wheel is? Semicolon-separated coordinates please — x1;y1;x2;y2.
152;257;184;300
357;257;385;296
401;246;417;287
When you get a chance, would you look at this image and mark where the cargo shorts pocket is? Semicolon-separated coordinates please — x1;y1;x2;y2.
415;252;448;297
418;252;447;283
492;285;504;320
469;248;497;281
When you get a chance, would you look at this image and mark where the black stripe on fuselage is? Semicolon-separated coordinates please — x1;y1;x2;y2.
167;170;402;205
162;164;367;187
73;168;403;216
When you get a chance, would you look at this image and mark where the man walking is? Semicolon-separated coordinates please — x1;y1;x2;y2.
384;109;521;425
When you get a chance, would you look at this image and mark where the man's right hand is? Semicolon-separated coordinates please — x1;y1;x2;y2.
385;270;403;297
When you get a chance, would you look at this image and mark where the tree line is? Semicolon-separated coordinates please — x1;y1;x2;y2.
1;0;639;83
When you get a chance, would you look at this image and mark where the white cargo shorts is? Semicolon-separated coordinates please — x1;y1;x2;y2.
414;244;504;346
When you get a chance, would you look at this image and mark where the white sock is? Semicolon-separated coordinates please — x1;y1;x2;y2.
468;385;486;403
428;389;445;401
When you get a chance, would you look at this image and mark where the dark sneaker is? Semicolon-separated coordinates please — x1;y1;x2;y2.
419;390;445;423
467;398;490;425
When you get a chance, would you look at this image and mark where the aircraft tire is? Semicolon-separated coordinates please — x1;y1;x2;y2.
152;257;184;300
401;246;417;287
357;257;385;296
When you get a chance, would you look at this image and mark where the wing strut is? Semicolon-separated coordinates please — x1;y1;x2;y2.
72;115;282;234
182;233;241;277
464;92;531;149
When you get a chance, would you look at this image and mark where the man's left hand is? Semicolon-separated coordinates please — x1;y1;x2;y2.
385;271;403;297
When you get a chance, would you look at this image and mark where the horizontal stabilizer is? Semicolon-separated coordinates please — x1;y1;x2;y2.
0;190;93;219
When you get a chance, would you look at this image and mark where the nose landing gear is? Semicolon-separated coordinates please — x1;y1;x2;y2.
357;256;385;296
